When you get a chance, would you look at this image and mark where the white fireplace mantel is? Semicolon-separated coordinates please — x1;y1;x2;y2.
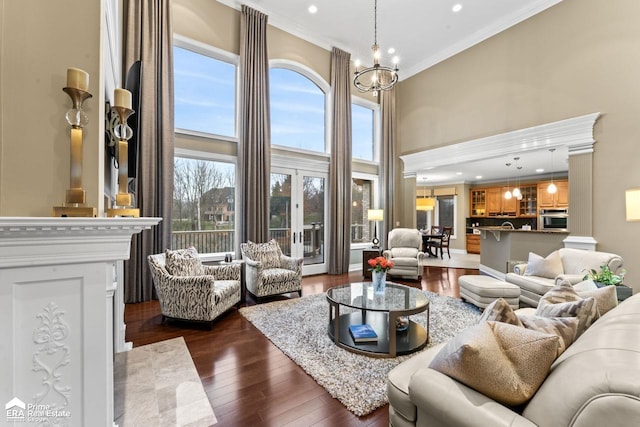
0;217;161;427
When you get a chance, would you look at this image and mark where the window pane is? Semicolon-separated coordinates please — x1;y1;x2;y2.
352;104;374;161
174;46;236;137
270;68;326;152
438;196;455;235
351;178;373;243
172;157;236;254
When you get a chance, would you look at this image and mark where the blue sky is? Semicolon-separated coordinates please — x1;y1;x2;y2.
174;46;374;160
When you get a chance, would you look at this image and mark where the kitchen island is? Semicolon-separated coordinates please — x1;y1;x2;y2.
477;227;569;277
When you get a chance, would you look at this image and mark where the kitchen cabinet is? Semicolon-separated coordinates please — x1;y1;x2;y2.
501;187;517;215
487;187;516;216
538;180;568;208
518;185;538;217
470;189;486;217
466;234;480;254
486;187;503;216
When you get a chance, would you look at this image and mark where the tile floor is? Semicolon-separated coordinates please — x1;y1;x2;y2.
114;337;217;426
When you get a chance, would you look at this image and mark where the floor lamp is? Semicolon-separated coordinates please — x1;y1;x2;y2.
367;209;384;249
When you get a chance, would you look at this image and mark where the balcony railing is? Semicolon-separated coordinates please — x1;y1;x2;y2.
172;223;365;254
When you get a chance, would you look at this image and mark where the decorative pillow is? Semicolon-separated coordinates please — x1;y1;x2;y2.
244;240;282;268
429;321;559;406
537;279;599;333
538;279;581;305
572;279;598;292
524;251;563;278
165;247;204;276
518;315;578;357
478;298;523;327
577;284;618;317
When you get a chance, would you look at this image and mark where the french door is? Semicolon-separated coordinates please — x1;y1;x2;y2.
270;168;328;275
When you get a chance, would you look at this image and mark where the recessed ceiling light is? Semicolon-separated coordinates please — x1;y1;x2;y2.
308;5;318;14
475;175;482;179
388;48;395;54
536;168;545;173
452;4;463;13
456;172;462;175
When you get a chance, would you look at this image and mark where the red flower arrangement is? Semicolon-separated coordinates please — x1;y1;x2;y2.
367;256;394;272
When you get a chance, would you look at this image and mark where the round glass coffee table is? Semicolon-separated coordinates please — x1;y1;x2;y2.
326;282;429;358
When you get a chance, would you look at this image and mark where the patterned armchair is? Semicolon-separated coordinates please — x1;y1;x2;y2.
148;248;241;326
240;239;303;299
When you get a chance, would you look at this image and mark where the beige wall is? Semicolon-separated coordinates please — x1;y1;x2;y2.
0;0;104;215
397;0;640;290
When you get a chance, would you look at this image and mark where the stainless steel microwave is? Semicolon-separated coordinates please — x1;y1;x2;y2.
539;208;568;231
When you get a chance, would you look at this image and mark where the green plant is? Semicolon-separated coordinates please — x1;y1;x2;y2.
583;264;626;286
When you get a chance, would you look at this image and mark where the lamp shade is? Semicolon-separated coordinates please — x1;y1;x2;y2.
626;188;640;221
416;197;436;211
367;209;384;221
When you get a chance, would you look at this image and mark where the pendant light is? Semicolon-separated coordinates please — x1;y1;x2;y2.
547;148;557;194
512;157;522;200
504;162;512;199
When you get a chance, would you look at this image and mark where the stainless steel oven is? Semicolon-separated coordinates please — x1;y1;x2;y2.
539;208;568;231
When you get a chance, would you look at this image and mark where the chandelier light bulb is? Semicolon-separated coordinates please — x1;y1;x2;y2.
354;59;361;68
505;190;512;200
548;182;557;194
392;56;399;65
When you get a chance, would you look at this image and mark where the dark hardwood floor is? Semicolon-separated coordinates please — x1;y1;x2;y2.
124;267;479;427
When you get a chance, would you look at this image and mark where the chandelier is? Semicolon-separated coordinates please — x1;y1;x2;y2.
353;0;398;96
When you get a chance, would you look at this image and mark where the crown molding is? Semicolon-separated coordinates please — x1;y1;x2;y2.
400;112;600;178
219;0;563;81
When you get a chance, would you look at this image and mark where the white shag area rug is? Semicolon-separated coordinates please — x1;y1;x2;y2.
239;291;480;417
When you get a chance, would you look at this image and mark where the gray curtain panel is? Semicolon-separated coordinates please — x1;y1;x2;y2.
328;47;353;274
237;5;271;253
123;0;175;303
380;87;396;250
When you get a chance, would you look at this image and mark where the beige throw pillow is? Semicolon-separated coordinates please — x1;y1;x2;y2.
537;281;598;338
478;298;523;326
165;247;204;276
518;315;578;357
429;321;559;406
524;250;563;278
577;285;618;317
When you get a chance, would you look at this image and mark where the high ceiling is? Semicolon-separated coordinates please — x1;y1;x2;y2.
217;0;566;185
218;0;562;80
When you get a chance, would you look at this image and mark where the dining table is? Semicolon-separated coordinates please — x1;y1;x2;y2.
420;232;443;258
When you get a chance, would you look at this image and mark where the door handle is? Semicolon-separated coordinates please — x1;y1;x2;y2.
299;231;303;242
293;232;296;244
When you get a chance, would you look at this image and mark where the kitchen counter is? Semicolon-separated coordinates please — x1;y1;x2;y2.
476;226;568;241
478;227;569;276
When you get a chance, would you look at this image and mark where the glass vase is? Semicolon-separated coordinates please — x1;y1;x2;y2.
372;270;387;295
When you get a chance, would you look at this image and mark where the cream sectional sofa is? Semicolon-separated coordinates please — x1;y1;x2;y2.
387;292;640;427
505;247;624;307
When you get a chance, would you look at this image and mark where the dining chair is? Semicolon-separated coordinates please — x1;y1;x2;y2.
429;226;452;259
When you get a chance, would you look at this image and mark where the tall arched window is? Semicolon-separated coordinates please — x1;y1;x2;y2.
269;67;327;152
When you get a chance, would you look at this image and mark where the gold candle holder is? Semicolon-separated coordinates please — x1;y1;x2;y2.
106;105;139;218
53;86;97;217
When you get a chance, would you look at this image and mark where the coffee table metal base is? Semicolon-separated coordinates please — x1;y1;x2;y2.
328;311;428;358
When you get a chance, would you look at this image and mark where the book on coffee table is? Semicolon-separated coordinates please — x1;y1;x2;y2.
349;324;378;343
